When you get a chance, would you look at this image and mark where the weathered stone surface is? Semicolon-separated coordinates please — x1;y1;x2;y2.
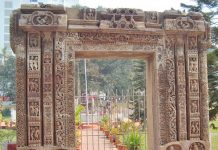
11;5;210;150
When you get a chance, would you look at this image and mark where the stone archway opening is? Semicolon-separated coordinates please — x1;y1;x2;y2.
74;57;147;150
11;5;211;150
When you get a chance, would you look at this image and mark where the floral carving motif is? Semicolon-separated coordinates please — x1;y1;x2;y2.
66;32;162;44
166;145;182;150
176;17;195;29
189;142;205;150
32;11;54;25
106;8;138;15
165;36;177;141
110;15;136;29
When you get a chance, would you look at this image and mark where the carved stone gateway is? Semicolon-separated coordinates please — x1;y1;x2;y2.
11;4;210;150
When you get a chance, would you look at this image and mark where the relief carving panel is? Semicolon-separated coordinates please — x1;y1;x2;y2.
27;32;42;146
165;36;177;142
185;36;201;140
42;32;54;145
175;36;187;140
189;142;205;150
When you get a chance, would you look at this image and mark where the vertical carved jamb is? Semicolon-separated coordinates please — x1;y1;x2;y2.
185;35;200;140
198;35;210;141
27;32;42;146
165;35;177;142
175;35;187;140
158;44;168;145
66;42;76;148
42;32;54;145
55;32;67;147
10;10;28;148
16;35;28;148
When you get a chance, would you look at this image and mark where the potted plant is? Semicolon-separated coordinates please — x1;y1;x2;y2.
123;131;142;150
75;105;85;149
110;127;120;143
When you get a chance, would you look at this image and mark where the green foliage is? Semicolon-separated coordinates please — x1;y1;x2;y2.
76;59;134;95
129;60;146;121
132;60;146;91
0;129;16;143
123;131;142;150
0;49;16;101
2;108;11;118
0;112;2;121
208;49;218;121
100;115;109;124
75;105;85;126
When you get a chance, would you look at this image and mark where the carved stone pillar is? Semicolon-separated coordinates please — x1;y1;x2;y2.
175;35;187;140
66;43;76;148
42;32;54;145
54;32;67;147
11;10;28;148
16;41;28;148
185;35;201;140
165;35;177;142
198;36;210;141
27;32;42;146
158;44;168;145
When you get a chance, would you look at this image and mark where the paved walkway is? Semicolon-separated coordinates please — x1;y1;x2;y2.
79;128;117;150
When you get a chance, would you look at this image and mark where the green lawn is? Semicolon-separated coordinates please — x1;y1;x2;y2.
210;119;218;150
0;129;16;143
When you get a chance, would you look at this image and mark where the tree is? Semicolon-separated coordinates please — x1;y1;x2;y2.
129;60;146;121
181;0;218;121
0;53;16;101
207;49;218;120
2;108;11;118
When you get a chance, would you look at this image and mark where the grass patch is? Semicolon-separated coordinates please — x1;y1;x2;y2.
210;119;218;133
0;129;16;143
210;119;218;150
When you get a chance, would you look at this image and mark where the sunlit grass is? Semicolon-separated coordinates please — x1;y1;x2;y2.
210;119;218;150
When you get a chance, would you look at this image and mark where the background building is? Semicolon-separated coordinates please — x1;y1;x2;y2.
0;0;79;53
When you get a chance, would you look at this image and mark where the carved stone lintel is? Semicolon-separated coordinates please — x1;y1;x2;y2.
164;18;205;32
19;11;67;31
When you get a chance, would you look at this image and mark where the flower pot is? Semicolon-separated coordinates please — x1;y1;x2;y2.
105;130;109;138
117;144;128;150
115;138;120;147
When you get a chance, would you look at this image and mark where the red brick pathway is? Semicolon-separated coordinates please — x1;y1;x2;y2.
79;128;117;150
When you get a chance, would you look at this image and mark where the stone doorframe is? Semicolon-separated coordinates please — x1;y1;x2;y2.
11;4;211;150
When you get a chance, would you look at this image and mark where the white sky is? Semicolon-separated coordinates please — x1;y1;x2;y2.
79;0;196;11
